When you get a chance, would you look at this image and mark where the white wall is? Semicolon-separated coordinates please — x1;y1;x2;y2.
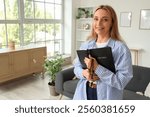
64;0;76;58
64;0;72;55
72;0;150;67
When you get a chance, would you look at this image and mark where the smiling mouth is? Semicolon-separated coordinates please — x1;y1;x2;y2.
97;27;104;30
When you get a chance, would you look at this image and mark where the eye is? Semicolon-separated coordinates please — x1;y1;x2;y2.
102;18;109;22
93;17;98;21
104;18;108;21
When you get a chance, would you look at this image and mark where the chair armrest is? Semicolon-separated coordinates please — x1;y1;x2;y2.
55;67;75;94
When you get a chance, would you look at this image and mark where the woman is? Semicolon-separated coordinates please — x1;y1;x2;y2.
73;5;133;100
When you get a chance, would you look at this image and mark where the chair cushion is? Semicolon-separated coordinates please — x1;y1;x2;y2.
125;66;150;93
144;82;150;98
123;90;150;100
64;79;79;94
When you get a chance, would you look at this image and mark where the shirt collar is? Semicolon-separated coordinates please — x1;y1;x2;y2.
107;38;115;48
88;38;115;49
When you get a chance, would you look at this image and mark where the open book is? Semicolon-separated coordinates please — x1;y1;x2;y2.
77;47;116;73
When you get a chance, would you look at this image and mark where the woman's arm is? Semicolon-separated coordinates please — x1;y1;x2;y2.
95;44;133;90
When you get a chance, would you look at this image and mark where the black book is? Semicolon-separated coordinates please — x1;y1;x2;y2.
77;47;116;73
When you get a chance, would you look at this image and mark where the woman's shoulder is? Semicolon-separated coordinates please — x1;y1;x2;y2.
109;38;128;48
111;39;130;53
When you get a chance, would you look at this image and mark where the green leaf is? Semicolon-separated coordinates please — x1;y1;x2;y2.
43;54;65;83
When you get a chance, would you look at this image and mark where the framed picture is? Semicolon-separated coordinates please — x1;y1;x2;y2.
139;9;150;30
120;12;132;27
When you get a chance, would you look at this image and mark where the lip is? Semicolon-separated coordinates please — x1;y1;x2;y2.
96;27;104;30
96;26;104;29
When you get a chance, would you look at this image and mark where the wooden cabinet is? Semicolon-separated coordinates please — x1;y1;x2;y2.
30;47;46;73
0;53;12;79
12;50;29;75
0;46;46;83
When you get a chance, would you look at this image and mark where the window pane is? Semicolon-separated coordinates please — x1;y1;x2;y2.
35;2;44;19
34;41;45;47
0;0;63;56
35;0;44;2
46;24;54;40
54;40;62;54
55;4;61;19
5;0;18;19
24;0;34;18
35;24;46;42
55;0;62;4
45;0;54;3
46;41;54;56
45;3;54;19
24;24;34;45
0;0;5;20
55;23;61;39
0;24;6;48
46;40;62;56
7;24;19;45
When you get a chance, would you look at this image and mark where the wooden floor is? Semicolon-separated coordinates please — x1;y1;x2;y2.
0;74;70;100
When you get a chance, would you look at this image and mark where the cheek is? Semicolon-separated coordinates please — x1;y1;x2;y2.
108;21;112;27
92;22;96;27
105;23;112;30
92;23;96;30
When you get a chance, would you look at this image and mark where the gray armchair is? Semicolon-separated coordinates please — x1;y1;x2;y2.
55;67;78;99
55;65;150;100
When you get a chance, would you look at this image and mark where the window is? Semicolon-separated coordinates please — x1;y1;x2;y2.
0;0;64;56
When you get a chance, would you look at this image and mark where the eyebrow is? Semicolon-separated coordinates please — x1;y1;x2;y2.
102;16;109;18
94;16;110;19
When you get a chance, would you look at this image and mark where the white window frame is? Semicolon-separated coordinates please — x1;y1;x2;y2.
0;0;64;56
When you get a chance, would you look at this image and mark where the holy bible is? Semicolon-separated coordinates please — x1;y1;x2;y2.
77;47;116;73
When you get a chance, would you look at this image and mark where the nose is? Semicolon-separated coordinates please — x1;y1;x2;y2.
97;19;103;25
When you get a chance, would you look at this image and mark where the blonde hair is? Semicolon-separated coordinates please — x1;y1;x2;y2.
87;5;122;41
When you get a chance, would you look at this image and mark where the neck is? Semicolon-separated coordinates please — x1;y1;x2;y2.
96;35;110;43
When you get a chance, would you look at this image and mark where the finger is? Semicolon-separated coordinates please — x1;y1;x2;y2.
89;55;95;60
89;54;92;58
84;57;89;61
84;57;90;64
88;75;93;81
84;58;88;64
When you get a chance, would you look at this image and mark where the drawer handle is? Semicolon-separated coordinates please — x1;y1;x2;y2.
33;59;37;63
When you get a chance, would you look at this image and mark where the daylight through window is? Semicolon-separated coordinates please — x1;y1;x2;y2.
0;0;64;56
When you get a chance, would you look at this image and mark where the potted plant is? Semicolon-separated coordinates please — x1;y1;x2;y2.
43;54;64;96
8;39;15;50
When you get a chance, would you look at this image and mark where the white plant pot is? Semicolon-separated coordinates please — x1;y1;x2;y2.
48;84;59;96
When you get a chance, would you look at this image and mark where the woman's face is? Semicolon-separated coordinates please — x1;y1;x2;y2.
93;9;112;37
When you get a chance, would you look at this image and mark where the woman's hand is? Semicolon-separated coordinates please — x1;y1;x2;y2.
84;55;99;71
82;69;91;81
82;69;99;81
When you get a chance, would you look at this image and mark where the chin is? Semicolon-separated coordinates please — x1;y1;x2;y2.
96;31;103;35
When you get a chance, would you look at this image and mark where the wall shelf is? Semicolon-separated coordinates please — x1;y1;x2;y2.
75;7;93;50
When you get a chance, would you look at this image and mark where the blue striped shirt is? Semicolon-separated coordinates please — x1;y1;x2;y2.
73;38;133;100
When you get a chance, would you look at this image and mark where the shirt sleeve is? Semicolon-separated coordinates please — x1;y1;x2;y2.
95;44;133;90
73;42;88;80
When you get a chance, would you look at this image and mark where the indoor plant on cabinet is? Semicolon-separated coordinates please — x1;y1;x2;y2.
44;54;64;96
